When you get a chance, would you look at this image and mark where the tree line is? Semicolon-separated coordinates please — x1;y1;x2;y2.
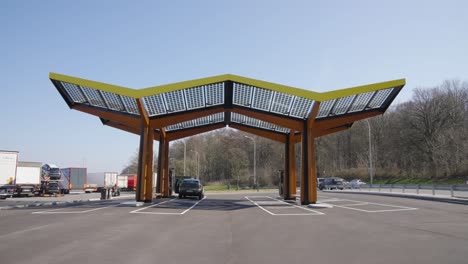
122;80;468;185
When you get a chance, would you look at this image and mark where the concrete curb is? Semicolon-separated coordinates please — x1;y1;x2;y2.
0;198;120;210
323;190;468;205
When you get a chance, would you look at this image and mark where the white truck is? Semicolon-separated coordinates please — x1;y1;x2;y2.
117;175;128;191
0;151;18;199
15;161;42;196
88;171;118;189
0;151;41;197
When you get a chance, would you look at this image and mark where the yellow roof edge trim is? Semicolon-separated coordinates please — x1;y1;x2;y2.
50;72;405;101
137;74;323;99
319;79;406;101
137;74;233;97
228;75;323;99
49;72;139;98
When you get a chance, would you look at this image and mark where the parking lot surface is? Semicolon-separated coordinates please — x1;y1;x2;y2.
1;191;467;264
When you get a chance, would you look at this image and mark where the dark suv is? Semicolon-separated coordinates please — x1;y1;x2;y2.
318;177;345;190
178;179;204;200
0;185;15;199
41;182;61;195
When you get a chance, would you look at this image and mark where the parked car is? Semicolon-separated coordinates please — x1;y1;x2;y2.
349;179;366;188
317;178;325;186
178;179;204;200
0;185;15;199
318;177;345;190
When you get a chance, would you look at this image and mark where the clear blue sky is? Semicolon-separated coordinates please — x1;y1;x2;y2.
1;0;467;173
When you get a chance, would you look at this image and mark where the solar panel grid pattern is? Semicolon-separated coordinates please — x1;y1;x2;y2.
316;99;336;118
61;82;86;103
290;97;314;119
348;91;375;112
100;91;125;111
335;95;356;115
142;94;166;116
233;83;253;106
368;88;393;108
60;81;140;115
164;90;186;113
55;77;401;134
270;92;293;115
184;86;205;110
251;88;274;111
231;113;289;133
204;83;224;106
165;113;224;131
80;86;107;108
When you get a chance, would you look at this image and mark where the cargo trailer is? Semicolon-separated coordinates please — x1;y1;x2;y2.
61;168;87;193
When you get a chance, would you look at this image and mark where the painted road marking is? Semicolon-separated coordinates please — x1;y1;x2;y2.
319;195;418;213
32;205;116;214
130;196;207;215
246;196;324;216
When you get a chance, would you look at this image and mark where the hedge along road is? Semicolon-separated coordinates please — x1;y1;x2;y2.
0;191;467;264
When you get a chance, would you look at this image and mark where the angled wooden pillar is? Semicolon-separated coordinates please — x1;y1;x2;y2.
157;129;171;197
300;102;321;205
283;131;296;200
162;137;170;197
136;99;154;203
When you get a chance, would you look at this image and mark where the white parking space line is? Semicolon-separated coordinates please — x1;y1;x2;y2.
245;196;324;216
32;205;116;214
130;197;207;215
332;205;418;213
180;196;207;215
318;195;418;213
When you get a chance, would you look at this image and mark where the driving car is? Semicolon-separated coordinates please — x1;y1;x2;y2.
178;179;204;200
318;177;345;190
349;179;366;188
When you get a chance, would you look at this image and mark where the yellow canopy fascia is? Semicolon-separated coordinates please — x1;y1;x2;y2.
50;72;405;101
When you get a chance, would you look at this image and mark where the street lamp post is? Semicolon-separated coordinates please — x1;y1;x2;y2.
365;119;373;185
181;140;186;176
190;150;199;179
244;135;258;192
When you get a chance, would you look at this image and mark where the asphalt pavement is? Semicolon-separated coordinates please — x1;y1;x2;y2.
0;191;467;264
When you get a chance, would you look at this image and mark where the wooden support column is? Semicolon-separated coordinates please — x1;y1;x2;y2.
300;102;321;205
283;132;296;200
157;130;171;197
136;99;154;203
162;138;170;197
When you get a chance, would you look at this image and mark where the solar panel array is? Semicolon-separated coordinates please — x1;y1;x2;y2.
141;82;225;116
316;88;395;118
231;113;290;133
165;113;224;132
56;78;398;135
233;82;315;119
59;81;139;115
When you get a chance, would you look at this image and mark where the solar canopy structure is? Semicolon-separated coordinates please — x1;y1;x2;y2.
50;73;405;204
